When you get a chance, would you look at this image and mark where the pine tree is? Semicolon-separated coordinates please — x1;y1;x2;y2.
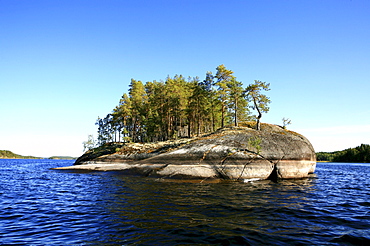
128;79;147;142
188;78;212;136
201;71;220;132
82;135;96;152
215;65;235;128
227;77;248;126
245;80;271;130
112;93;132;142
95;114;114;145
145;80;168;141
92;65;272;146
164;75;190;139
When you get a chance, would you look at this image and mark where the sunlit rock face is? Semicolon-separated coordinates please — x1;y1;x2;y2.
142;123;316;180
62;123;316;181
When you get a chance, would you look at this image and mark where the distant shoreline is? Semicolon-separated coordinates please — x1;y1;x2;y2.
0;150;41;159
316;144;369;163
0;150;75;160
0;157;76;160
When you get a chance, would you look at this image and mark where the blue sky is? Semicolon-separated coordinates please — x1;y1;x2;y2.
1;0;369;157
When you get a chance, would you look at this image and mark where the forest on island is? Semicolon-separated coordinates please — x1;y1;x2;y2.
316;144;370;163
84;65;271;150
0;150;40;159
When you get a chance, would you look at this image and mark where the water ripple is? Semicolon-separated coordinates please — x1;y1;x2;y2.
0;160;369;245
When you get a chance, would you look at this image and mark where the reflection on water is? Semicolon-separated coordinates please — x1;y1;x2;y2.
0;160;369;245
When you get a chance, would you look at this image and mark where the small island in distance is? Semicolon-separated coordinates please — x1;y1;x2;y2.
0;150;76;160
0;150;41;159
317;144;369;163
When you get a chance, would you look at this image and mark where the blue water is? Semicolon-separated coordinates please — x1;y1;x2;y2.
1;159;369;245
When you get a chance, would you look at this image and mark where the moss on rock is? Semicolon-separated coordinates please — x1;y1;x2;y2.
69;122;316;180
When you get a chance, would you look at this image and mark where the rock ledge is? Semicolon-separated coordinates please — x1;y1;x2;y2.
53;123;316;181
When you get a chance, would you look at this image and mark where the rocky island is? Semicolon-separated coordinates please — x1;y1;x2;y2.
55;66;317;181
54;123;316;181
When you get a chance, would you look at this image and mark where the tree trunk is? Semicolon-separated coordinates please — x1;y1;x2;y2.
256;118;261;131
234;98;238;127
210;100;215;132
221;103;225;128
188;117;191;138
254;98;262;130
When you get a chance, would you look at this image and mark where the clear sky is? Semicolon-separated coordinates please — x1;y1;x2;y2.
1;0;369;157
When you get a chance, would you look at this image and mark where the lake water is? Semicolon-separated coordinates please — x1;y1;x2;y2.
1;159;369;245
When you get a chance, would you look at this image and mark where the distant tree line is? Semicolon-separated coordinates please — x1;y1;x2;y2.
0;150;40;159
91;65;271;147
316;144;370;163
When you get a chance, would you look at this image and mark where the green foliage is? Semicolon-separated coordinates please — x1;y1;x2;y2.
188;77;212;135
282;117;292;129
0;150;40;159
95;114;114;146
248;136;262;154
227;77;248;126
316;144;370;163
316;152;334;162
215;64;234;127
75;142;125;164
93;65;271;146
245;80;271;130
0;150;22;158
82;135;96;152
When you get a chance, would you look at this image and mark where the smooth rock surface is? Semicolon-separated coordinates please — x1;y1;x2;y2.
54;123;316;180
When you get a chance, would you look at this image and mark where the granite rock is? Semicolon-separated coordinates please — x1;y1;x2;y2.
54;123;316;181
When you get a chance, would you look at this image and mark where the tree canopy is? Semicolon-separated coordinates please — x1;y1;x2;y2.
245;80;271;130
317;144;370;163
92;65;271;146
